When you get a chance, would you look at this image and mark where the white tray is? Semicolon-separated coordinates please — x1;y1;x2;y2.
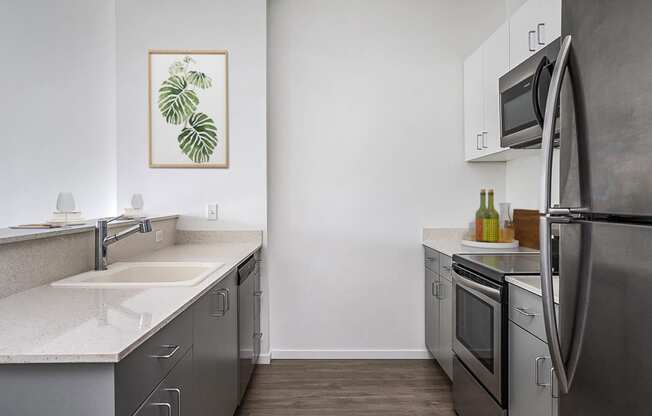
461;240;519;249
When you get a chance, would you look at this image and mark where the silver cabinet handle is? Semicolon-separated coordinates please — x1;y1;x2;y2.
442;265;451;272
551;367;559;398
426;257;437;262
513;306;537;317
482;131;488;148
224;288;230;312
535;356;551;387
211;289;227;317
254;291;263;297
476;133;482;150
431;281;436;297
435;282;445;300
254;332;263;339
537;23;546;45
148;345;180;359
528;30;536;51
164;388;182;416
149;402;172;416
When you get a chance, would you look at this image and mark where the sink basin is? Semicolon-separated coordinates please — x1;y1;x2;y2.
51;262;224;288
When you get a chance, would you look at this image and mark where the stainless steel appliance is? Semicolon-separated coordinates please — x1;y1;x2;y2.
452;253;541;416
237;255;261;401
539;2;652;414
499;39;560;149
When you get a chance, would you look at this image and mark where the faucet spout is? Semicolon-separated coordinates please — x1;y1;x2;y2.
95;217;153;270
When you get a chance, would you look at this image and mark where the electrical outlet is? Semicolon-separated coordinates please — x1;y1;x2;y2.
207;203;218;220
155;230;164;243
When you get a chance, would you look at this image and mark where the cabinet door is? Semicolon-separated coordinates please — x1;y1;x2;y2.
193;271;239;416
536;0;561;46
437;276;453;380
509;0;541;68
508;322;553;416
463;46;484;161
482;22;509;154
425;269;439;356
133;349;193;416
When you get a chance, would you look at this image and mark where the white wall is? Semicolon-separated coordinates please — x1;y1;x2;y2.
115;0;267;232
115;0;269;359
505;150;559;210
268;0;507;358
0;0;117;227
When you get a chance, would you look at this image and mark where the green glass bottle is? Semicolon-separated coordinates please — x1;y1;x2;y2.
475;189;487;242
482;189;500;243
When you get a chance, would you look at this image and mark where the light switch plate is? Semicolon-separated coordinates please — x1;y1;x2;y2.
207;203;218;220
155;230;164;243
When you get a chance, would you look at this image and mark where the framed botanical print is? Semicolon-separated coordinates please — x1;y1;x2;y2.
148;50;229;168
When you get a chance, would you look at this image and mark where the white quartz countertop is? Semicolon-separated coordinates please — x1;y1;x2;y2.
423;239;538;257
506;275;560;304
0;240;261;364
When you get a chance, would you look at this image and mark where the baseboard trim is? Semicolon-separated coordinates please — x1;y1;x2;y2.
271;349;431;360
257;352;271;364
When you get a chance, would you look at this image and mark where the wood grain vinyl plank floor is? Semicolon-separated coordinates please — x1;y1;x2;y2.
235;360;455;416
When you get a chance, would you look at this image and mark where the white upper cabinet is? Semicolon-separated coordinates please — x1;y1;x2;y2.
464;23;509;162
464;46;484;161
509;0;562;68
483;23;510;155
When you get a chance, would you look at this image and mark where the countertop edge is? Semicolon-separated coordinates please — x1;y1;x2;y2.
0;214;180;246
505;276;560;304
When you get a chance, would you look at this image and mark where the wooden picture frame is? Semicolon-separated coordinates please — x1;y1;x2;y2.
148;50;229;168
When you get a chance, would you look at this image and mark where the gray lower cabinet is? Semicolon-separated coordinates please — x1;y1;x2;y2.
436;275;453;379
424;248;453;380
425;267;439;357
193;270;239;416
509;321;555;416
0;250;261;416
132;348;194;416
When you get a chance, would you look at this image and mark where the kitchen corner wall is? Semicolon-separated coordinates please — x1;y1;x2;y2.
0;0;117;228
267;0;507;359
505;150;560;210
115;0;267;233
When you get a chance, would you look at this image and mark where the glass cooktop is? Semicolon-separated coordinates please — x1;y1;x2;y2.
452;253;541;283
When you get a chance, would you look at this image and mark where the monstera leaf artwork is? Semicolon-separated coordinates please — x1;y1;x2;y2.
150;51;228;168
178;113;218;163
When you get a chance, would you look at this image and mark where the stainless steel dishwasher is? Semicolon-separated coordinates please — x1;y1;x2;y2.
238;254;261;401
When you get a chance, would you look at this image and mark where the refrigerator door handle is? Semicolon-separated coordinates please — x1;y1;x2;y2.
540;35;572;395
540;35;572;215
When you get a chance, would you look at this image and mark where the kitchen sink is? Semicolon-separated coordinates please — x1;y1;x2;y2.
51;262;224;288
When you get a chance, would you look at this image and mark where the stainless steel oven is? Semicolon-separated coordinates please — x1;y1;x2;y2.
499;38;560;149
452;264;506;412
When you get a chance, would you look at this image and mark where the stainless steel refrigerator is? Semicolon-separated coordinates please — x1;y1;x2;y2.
539;1;652;414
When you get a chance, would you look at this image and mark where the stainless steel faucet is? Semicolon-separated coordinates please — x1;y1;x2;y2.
95;215;153;271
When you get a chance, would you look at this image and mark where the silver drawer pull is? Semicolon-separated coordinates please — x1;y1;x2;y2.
513;306;538;317
426;257;437;262
254;291;263;297
254;332;263;339
148;402;172;416
148;344;180;359
164;387;182;416
442;265;451;272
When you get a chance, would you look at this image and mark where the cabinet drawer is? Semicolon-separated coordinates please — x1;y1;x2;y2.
132;348;194;416
115;307;193;416
439;254;452;281
508;284;548;341
424;247;440;272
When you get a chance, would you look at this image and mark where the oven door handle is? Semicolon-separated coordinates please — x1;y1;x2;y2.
453;272;501;303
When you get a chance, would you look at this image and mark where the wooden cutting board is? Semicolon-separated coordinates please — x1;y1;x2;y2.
513;209;539;250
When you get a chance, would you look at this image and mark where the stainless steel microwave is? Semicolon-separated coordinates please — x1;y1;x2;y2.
499;38;560;148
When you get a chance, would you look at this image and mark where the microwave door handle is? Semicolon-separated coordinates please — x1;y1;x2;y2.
540;34;572;395
531;56;549;128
